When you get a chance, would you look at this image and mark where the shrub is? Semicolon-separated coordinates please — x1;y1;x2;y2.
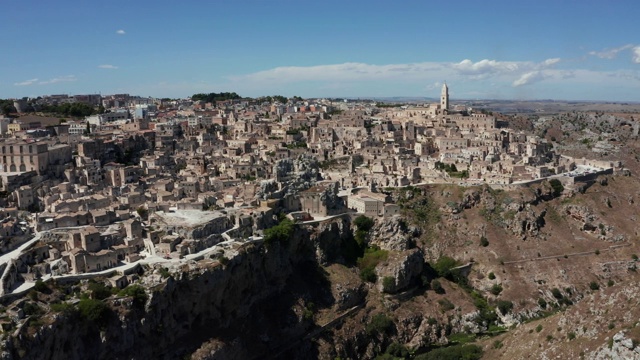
431;279;445;294
490;284;503;296
366;313;394;336
433;256;459;278
360;267;377;283
357;247;388;283
536;324;543;333
497;300;514;315
480;236;489;247
608;322;615;330
50;302;76;315
607;279;615;287
353;215;374;232
263;218;294;246
159;267;171;279
589;281;600;291
549;179;564;196
488;272;496;280
23;302;43;316
568;332;576;340
414;344;483;360
118;285;148;308
493;340;503;349
595;249;600;255
33;280;49;293
538;298;547;309
382;277;395;293
551;288;563;299
78;298;110;325
88;281;112;300
546;335;554;342
385;342;409;358
438;298;455;312
633;254;638;261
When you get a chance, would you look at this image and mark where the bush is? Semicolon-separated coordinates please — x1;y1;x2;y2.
263;218;294;246
357;247;388;283
366;313;394;336
78;298;110;325
607;279;615;287
536;324;543;333
633;254;638;261
551;288;563;299
50;302;76;315
497;300;514;315
568;332;576;340
33;280;49;293
537;298;547;309
415;344;483;360
490;284;503;296
431;279;445;294
433;256;459;278
118;285;148;308
23;302;43;316
385;342;409;358
480;236;489;247
549;179;564;196
88;281;113;300
589;281;600;291
488;272;496;280
382;277;395;293
360;267;377;283
438;298;455;312
159;267;171;279
354;215;375;232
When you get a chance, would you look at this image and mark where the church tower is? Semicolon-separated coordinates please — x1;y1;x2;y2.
440;82;449;111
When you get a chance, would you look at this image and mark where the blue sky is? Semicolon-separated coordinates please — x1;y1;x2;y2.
1;0;640;101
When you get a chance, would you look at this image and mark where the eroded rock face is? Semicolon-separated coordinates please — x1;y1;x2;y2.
503;206;546;238
589;331;640;360
376;248;424;294
368;216;421;252
2;217;352;360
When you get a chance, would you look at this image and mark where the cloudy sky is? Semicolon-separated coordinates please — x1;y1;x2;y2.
1;0;639;101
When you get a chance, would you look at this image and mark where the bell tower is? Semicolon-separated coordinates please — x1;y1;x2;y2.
440;82;449;111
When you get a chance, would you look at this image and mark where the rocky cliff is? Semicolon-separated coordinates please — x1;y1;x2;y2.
0;217;352;360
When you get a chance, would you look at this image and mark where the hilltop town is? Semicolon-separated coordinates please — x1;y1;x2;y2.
0;85;624;294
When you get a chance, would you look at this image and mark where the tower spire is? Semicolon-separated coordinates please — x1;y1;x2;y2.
440;82;449;111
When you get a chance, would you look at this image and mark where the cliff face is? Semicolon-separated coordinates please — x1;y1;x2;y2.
1;217;352;360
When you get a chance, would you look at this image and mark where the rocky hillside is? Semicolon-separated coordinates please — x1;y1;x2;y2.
3;169;640;359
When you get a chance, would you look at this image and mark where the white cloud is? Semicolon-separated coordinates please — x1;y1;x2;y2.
14;78;39;86
98;64;118;69
451;59;520;76
233;58;562;87
116;29;126;35
513;71;549;87
38;75;77;85
633;47;640;64
589;44;634;59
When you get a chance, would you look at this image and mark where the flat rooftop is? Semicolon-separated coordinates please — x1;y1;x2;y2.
154;210;225;228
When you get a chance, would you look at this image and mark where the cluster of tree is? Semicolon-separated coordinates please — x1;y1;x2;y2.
253;95;304;104
376;102;405;108
0;99;16;115
191;92;242;103
435;161;469;179
257;95;288;104
263;217;294;246
39;103;96;117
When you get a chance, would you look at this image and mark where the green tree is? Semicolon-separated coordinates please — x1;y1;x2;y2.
263;218;294;246
366;313;394;336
